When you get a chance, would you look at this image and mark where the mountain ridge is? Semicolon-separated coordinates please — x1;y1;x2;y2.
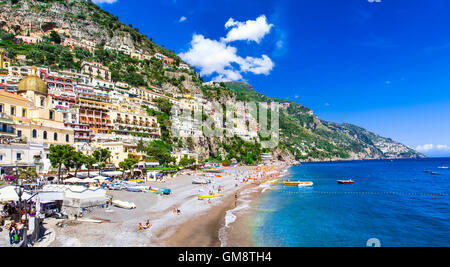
0;0;425;163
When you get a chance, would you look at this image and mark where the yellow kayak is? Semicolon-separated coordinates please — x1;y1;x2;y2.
198;194;224;199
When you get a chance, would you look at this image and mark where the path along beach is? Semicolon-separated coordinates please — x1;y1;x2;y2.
42;163;289;247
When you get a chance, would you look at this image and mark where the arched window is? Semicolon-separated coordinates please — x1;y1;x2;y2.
54;133;58;141
32;129;37;138
66;134;69;142
43;131;47;140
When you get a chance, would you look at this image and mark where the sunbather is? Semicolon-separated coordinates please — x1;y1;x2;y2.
137;223;145;231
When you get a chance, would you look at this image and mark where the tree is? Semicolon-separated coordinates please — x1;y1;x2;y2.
49;31;61;44
118;155;139;179
18;168;38;182
69;151;87;178
93;149;112;174
49;145;75;183
84;155;97;178
146;141;175;167
179;155;196;167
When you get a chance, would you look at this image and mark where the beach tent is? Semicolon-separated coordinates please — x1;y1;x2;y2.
64;178;83;184
0;186;33;202
93;175;108;182
42;185;107;218
82;178;97;183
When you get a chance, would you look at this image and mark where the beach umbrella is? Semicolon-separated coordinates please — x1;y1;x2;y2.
93;175;108;182
65;178;83;184
83;178;97;183
0;186;32;202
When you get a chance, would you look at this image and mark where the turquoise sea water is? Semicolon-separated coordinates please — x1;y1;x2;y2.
251;158;450;247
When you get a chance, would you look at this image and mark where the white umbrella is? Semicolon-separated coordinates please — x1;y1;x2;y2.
0;186;32;202
93;175;108;182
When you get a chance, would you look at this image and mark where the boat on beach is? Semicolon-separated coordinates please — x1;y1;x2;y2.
192;178;212;185
112;200;136;209
337;180;354;184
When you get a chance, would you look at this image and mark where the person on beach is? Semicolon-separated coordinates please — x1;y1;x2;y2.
177;208;182;215
9;221;17;245
137;223;145;231
16;221;24;241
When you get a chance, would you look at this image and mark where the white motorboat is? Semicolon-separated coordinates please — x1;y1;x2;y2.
298;182;314;187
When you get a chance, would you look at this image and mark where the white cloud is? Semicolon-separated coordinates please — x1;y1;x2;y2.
92;0;118;4
240;55;274;75
416;144;450;153
179;34;243;81
178;16;187;23
179;15;275;82
180;33;274;81
222;15;274;44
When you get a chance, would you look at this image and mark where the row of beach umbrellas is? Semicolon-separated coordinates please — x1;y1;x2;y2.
64;176;110;184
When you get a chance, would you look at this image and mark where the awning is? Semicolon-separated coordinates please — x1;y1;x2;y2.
0;186;33;202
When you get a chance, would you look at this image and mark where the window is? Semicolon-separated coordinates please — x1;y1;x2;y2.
49;111;54;120
10;106;15;115
40;97;45;107
43;131;47;140
16;153;21;161
22;108;26;117
0;104;3;113
54;132;58;141
66;134;69;142
17;130;22;137
0;155;3;161
32;129;37;138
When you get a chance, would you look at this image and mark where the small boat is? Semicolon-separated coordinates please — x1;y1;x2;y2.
144;187;159;192
161;188;172;195
192;178;211;185
438;166;449;169
125;186;143;192
198;194;224;199
430;172;440;175
112;200;136;209
337;180;354;184
424;170;431;173
281;180;304;186
298;182;314;187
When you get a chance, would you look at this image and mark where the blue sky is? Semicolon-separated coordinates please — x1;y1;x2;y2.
95;0;450;157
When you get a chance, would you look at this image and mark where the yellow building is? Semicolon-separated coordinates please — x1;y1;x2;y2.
0;66;74;146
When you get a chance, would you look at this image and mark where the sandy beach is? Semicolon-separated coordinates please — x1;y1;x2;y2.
39;164;289;247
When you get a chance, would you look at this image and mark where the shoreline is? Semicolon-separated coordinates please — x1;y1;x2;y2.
42;164;290;247
156;164;291;247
